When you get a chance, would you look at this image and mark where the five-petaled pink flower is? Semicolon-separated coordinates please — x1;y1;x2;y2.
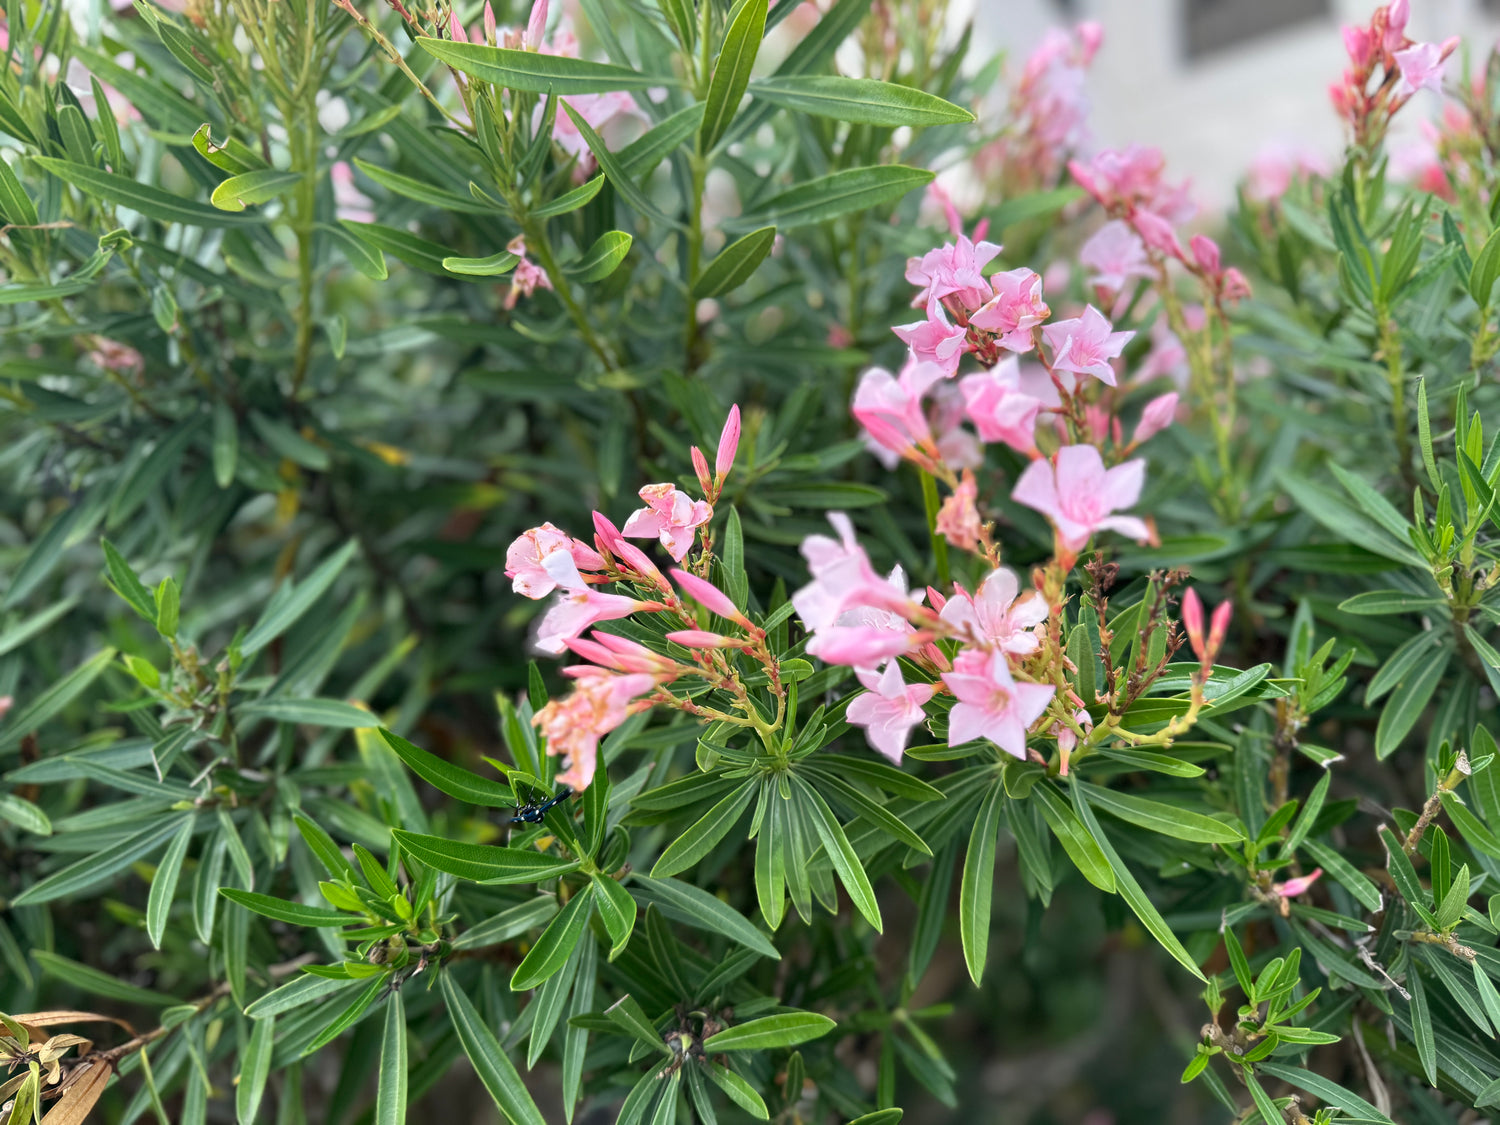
905;234;1002;311
960;358;1044;453
793;513;918;637
1079;221;1150;293
1042;305;1135;387
1394;41;1449;97
893;299;969;377
622;483;713;562
506;522;606;599
970;268;1049;351
1011;444;1151;554
848;662;936;764
534;666;656;790
939;567;1049;655
941;649;1055;758
535;587;645;654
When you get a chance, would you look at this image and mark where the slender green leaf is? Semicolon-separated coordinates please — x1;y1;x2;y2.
959;782;1004;985
703;1012;835;1051
750;76;972;125
416;40;669;93
699;0;767;150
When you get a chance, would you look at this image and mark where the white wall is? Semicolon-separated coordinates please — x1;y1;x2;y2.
966;0;1500;211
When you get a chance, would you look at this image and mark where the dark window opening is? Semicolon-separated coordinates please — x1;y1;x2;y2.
1183;0;1331;60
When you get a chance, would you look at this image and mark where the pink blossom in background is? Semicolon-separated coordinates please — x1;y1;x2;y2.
941;648;1055;758
1042;305;1134;386
970;268;1049;351
938;567;1048;655
934;471;982;551
505;522;605;598
929;382;984;470
331;162;375;223
848;662;935;763
852;366;932;459
1070;145;1196;225
793;513;915;636
1388;128;1452;200
1135;319;1188;387
621;483;713;562
1133;392;1180;444
1393;40;1451;97
1011;444;1150;553
924;181;965;237
534;667;656;789
959;358;1044;453
892;299;968;377
905;234;1001;311
1245;141;1330;202
86;336;144;376
1079;221;1150;293
504;235;553;308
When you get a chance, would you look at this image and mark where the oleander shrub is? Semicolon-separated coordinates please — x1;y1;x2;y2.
4;0;1500;1122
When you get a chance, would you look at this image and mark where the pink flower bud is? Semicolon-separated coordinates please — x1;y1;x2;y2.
925;586;948;613
691;446;713;495
614;539;665;586
1181;587;1205;660
1131;209;1182;259
524;0;548;49
1189;234;1221;275
1342;24;1375;69
671;568;751;627
592;510;624;554
666;629;738;649
483;0;496;43
1221;267;1252;302
448;10;467;41
1274;868;1323;899
1077;21;1103;63
1133;392;1179;444
715;404;741;481
1208;599;1232;659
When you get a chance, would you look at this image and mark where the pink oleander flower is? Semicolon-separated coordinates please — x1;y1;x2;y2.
1133;392;1179;444
935;471;982;552
331;162;375;223
622;483;713;562
905;234;1002;311
534;666;656;789
938;567;1049;655
852;366;932;459
930;382;983;470
85;336;144;376
1042;305;1134;387
504;235;553;309
666;629;739;648
1079;221;1150;293
1245;141;1329;202
1273;868;1323;899
1011;444;1150;554
535;588;645;654
506;522;606;599
941;648;1055;757
848;661;936;764
806;559;925;671
1343;23;1376;69
1052;707;1092;755
959;358;1044;453
1394;41;1448;97
1070;145;1196;224
892;298;968;377
970;267;1050;352
1220;268;1252;302
793;513;919;640
1135;318;1188;387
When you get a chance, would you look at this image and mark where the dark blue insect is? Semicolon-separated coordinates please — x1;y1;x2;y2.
508;782;573;825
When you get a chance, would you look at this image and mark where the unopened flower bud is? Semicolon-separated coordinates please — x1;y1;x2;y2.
665;629;739;649
715;404;741;482
1181;587;1206;660
691;446;713;495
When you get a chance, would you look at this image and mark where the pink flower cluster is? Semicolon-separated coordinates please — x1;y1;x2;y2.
506;407;757;789
1330;1;1458;154
791;514;1059;763
976;22;1103;194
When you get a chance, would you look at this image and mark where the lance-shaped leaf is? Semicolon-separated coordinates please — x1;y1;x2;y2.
379;729;516;807
392;830;578;884
416;40;669;93
749;76;973;126
737;166;934;230
699;0;767;150
702;1012;836;1051
566;231;632;282
36;157;258;226
693;226;776;298
210;169;301;212
960;782;1005;984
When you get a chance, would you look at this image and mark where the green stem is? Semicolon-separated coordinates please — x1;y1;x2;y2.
1378;311;1417;494
519;215;619;370
920;469;951;588
682;152;707;373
